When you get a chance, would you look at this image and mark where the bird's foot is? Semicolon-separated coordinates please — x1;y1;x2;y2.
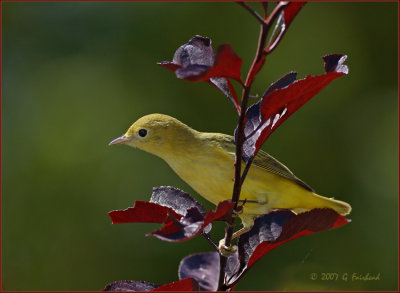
232;208;243;217
218;239;237;257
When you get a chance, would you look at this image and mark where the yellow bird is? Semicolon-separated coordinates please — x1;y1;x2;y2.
109;114;351;238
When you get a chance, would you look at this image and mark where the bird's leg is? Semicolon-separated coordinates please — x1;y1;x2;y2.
232;226;250;239
218;200;253;256
218;227;250;256
232;208;243;217
219;237;237;257
218;220;252;257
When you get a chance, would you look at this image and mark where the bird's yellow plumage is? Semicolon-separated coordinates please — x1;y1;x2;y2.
109;114;351;229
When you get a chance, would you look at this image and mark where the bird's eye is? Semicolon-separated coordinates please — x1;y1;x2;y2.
138;129;147;137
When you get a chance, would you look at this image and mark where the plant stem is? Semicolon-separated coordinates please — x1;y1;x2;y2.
240;158;254;185
218;3;290;290
218;5;271;292
237;2;264;25
262;2;268;19
264;2;289;54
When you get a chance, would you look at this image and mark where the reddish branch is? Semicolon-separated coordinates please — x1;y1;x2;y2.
218;2;291;290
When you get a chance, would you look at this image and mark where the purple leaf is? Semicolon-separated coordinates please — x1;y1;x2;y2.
178;252;220;291
150;186;206;215
176;65;209;80
209;77;241;114
225;250;240;285
262;71;298;97
173;35;214;67
323;54;349;74
150;200;234;242
103;280;158;291
178;251;240;290
103;278;199;292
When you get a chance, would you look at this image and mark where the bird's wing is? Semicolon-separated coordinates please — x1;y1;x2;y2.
253;150;314;192
215;134;314;192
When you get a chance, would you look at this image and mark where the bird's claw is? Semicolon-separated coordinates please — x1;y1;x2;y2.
218;239;237;257
232;208;243;217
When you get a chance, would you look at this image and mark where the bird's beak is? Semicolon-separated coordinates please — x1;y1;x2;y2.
109;135;131;146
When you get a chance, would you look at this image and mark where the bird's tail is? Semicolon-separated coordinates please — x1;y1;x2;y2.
302;192;352;216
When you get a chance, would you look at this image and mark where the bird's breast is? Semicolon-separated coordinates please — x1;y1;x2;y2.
164;148;235;205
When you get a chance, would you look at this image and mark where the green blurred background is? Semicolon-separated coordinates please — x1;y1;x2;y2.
2;2;398;291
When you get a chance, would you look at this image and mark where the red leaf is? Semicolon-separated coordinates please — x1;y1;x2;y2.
158;36;242;112
108;201;182;224
109;186;234;242
239;54;348;162
235;209;350;282
255;69;346;152
264;2;305;54
150;200;234;242
152;278;200;292
203;44;243;82
158;36;242;82
146;219;183;239
203;199;235;223
283;2;306;26
248;210;349;268
226;78;241;113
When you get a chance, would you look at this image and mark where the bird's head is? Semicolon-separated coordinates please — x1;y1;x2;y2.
109;114;196;159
